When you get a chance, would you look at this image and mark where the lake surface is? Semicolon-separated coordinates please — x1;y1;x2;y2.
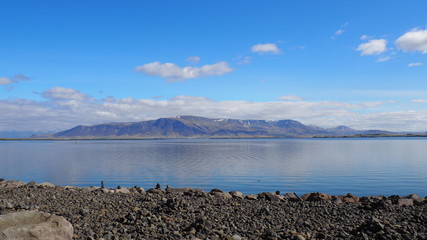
1;138;427;196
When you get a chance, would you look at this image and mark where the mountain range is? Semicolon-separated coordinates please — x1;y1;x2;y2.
39;116;391;139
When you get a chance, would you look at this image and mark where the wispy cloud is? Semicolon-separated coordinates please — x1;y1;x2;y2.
236;56;252;65
412;99;427;103
408;62;423;67
251;43;281;55
0;74;30;86
41;87;89;101
332;22;349;39
335;29;344;36
352;89;427;98
135;61;233;82
0;77;13;85
360;35;371;40
186;56;201;65
396;28;427;53
277;95;304;101
357;39;387;55
376;56;391;62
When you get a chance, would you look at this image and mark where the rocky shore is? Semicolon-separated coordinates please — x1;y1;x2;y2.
1;179;427;240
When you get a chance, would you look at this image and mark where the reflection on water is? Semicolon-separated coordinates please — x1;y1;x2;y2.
1;138;427;196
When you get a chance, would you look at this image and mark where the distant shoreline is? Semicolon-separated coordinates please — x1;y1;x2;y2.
1;134;427;141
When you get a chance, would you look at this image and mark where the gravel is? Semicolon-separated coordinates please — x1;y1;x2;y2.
1;180;426;239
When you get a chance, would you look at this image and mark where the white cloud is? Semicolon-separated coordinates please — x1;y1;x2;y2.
360;100;395;108
2;88;427;132
135;61;233;82
335;29;344;36
277;95;304;101
412;99;427;103
357;39;387;55
0;74;30;86
41;87;88;101
360;35;371;40
251;43;281;54
408;62;423;67
376;56;391;62
353;89;427;98
186;56;201;64
396;28;427;53
332;23;349;39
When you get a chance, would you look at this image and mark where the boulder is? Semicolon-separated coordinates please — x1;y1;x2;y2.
339;193;360;203
398;198;414;206
25;181;37;188
283;193;302;202
0;210;73;240
211;191;233;199
229;191;244;199
361;196;385;202
101;188;114;194
82;186;100;193
403;194;424;203
183;188;205;197
38;182;55;188
259;192;281;202
166;187;190;194
0;180;26;188
0;200;14;210
304;192;332;201
147;188;165;195
63;186;78;191
129;186;145;194
114;188;131;194
301;193;312;201
244;194;258;200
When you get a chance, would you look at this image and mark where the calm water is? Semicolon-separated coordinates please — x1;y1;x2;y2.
1;138;427;196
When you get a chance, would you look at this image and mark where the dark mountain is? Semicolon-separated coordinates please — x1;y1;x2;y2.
43;116;389;139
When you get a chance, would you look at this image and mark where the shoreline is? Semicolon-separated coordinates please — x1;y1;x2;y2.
1;179;426;239
1;133;427;141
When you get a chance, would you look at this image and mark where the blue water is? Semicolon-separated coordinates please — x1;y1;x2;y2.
1;138;427;196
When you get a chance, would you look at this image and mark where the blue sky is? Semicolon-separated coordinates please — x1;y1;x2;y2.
1;1;427;132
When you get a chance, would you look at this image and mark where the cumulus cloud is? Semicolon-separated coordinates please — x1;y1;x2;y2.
186;56;201;64
135;61;233;82
357;39;387;55
277;95;304;101
41;87;89;101
0;74;30;86
251;43;281;54
396;28;427;53
408;62;423;67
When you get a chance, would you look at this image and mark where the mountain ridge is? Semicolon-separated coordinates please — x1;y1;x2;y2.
39;116;392;139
